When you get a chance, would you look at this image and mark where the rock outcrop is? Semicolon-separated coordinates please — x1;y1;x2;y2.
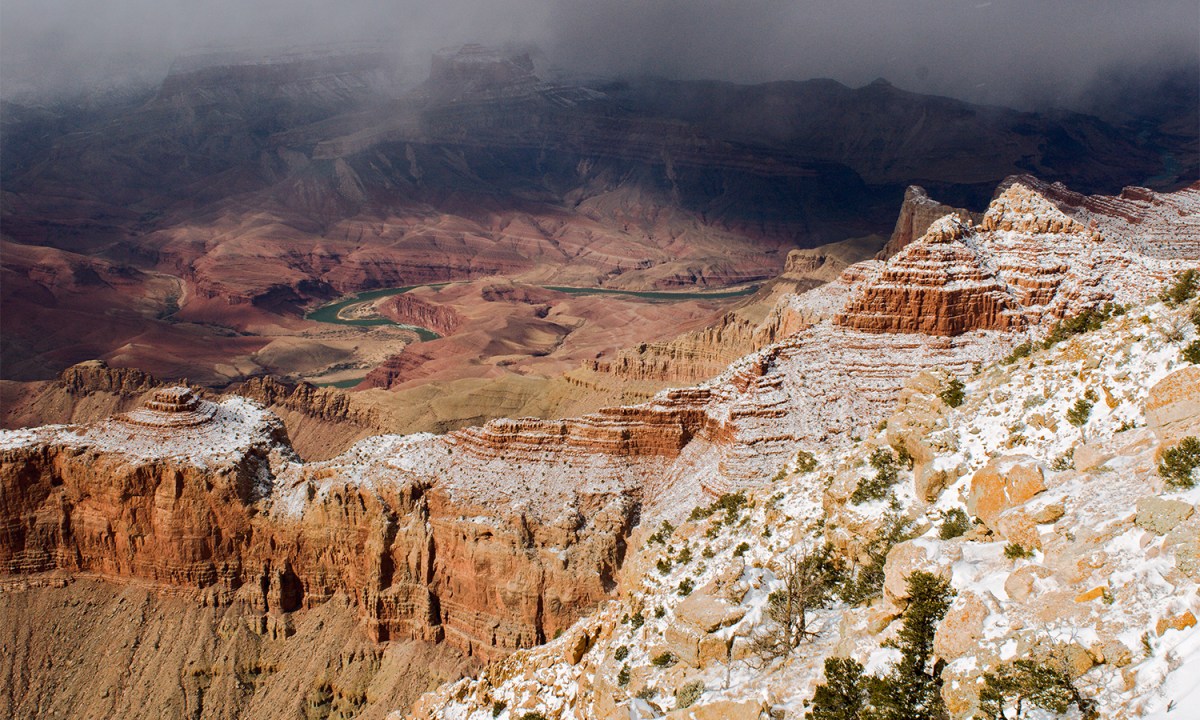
878;186;979;259
836;216;1022;334
0;391;636;661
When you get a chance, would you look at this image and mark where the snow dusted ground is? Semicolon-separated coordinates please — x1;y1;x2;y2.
0;396;283;470
410;296;1200;719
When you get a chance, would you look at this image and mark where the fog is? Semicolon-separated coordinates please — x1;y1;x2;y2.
2;0;1197;110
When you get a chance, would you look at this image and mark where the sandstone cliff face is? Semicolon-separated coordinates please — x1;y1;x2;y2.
377;295;462;336
836;216;1021;335
835;181;1195;335
0;389;635;662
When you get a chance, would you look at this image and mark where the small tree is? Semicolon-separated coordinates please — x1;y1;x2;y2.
807;657;868;720
938;508;971;540
852;449;903;504
751;545;843;660
1159;436;1200;489
868;572;955;720
1183;339;1200;365
939;377;966;409
1160;269;1199;307
1066;398;1093;428
978;659;1096;719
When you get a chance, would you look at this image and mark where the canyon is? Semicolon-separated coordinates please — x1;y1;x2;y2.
2;175;1198;717
2;45;1194;400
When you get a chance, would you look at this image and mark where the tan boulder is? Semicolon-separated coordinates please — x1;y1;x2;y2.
665;699;765;719
675;589;747;633
1004;564;1053;603
1145;366;1200;430
882;539;957;604
1135;496;1195;535
698;635;732;665
1073;441;1114;472
934;591;993;660
1164;515;1200;575
1156;610;1197;636
664;624;703;668
1031;501;1065;525
995;508;1043;551
565;628;594;664
968;455;1047;530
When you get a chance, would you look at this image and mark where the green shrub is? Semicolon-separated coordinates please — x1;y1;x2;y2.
1160;269;1199;307
656;557;672;574
1066;397;1093;428
851;448;902;504
617;664;630;686
650;651;676;668
938;507;971;540
939;377;966;408
1050;449;1075;471
1042;303;1119;348
979;659;1096;720
630;611;644;629
1159;436;1200;489
677;578;694;596
519;713;546;720
688;491;749;524
492;701;506;717
1183;339;1200;365
654;605;665;618
676;546;693;565
795;449;819;473
614;645;629;661
1002;341;1033;365
1004;542;1034;560
675;680;704;709
647;520;675;545
733;542;751;557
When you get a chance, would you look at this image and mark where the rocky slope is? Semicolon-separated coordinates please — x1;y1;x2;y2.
410;284;1200;720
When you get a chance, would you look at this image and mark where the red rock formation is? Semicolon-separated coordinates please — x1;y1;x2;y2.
836;217;1021;335
0;394;636;659
377;294;462;336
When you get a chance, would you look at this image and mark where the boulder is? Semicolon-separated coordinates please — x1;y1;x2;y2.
882;539;957;604
665;700;765;719
1145;366;1200;431
675;590;746;633
1156;610;1197;636
967;456;1047;530
934;591;993;660
995;508;1043;550
1135;496;1195;535
1004;564;1053;603
1164;515;1200;576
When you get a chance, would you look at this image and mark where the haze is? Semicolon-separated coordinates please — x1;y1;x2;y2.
2;0;1197;110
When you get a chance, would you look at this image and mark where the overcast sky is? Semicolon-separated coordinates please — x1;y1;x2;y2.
2;0;1197;109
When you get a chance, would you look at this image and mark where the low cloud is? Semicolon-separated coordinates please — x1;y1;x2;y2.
2;0;1197;110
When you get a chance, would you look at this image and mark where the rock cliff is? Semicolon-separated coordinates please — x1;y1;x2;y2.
877;185;979;260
